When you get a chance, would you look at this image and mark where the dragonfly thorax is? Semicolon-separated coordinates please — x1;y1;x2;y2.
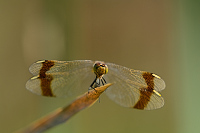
93;62;108;78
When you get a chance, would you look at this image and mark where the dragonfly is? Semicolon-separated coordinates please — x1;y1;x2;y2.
26;60;166;110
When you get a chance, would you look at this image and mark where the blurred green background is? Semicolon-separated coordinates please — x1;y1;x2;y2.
0;0;200;133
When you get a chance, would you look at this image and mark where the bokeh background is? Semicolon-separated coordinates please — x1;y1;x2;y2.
0;0;200;133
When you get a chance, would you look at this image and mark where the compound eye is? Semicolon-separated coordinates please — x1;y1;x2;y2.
96;63;100;66
96;63;101;66
94;63;100;68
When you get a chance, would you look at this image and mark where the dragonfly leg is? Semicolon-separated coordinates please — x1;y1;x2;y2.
101;79;104;85
101;77;108;92
88;76;98;93
102;77;107;84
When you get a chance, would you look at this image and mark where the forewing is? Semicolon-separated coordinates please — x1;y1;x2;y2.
26;60;95;98
104;62;165;110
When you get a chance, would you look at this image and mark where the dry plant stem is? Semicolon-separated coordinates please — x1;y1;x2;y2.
17;83;112;133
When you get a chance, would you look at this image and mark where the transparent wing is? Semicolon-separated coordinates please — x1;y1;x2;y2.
26;60;95;98
104;62;165;110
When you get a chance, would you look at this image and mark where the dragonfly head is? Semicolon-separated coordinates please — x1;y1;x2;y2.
93;62;108;78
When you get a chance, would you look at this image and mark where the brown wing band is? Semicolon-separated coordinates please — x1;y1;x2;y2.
133;72;154;109
39;60;55;97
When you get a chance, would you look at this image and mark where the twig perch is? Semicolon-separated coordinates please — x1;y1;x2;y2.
16;83;112;133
